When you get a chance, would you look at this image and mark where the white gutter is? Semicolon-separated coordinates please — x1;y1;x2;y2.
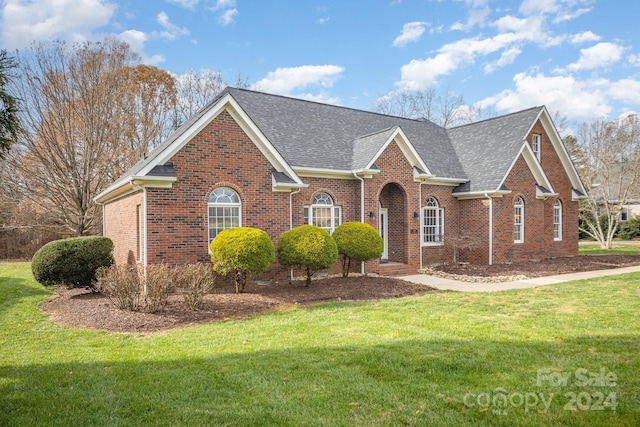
289;188;302;281
419;181;426;271
485;193;493;265
353;172;365;274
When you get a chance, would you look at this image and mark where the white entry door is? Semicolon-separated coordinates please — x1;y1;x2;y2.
379;208;388;260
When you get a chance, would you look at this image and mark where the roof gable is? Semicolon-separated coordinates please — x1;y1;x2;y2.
355;126;432;175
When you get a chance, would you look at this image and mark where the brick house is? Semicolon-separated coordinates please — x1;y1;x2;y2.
95;87;587;277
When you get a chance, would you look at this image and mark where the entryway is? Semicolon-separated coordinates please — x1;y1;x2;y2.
378;182;407;264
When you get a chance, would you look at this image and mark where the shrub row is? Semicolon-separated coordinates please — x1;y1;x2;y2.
210;222;383;290
95;263;215;312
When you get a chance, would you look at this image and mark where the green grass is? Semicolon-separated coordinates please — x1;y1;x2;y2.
1;262;639;426
579;242;640;255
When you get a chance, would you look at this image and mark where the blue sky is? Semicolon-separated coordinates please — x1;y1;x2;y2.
2;0;640;124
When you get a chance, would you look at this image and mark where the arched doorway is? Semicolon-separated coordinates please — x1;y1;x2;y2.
378;183;407;263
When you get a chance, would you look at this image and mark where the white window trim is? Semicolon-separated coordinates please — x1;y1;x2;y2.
532;134;541;161
421;197;444;246
554;200;562;241
620;207;629;222
208;187;242;246
304;193;342;234
514;197;524;244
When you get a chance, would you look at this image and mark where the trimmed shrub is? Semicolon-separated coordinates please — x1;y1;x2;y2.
277;225;338;286
618;216;640;240
332;222;383;277
210;227;275;293
95;265;141;311
173;263;215;311
31;236;114;288
144;264;172;313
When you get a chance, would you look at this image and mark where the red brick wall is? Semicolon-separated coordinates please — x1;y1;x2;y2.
104;191;143;265
145;109;291;278
103;113;579;278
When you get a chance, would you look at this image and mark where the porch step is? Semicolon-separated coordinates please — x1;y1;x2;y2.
376;262;416;277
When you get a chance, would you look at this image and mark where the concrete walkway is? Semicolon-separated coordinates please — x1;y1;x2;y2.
399;265;640;292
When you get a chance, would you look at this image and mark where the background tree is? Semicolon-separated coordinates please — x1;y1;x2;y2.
569;114;640;248
6;39;178;237
0;49;20;159
372;88;493;127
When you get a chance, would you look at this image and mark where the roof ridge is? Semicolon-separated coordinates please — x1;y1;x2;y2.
228;87;436;124
448;106;543;130
355;126;397;140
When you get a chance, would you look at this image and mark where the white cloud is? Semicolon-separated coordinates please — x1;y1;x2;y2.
165;0;199;9
479;72;640;120
1;0;116;49
393;22;428;47
570;31;600;44
253;65;345;96
566;42;625;72
218;8;237;25
484;47;521;73
118;29;164;65
156;11;189;40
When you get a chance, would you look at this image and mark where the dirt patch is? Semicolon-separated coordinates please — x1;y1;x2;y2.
40;254;640;334
41;276;434;334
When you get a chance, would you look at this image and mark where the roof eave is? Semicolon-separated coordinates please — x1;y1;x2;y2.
95;176;178;204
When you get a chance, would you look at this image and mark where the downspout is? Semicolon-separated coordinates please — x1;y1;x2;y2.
419;181;426;271
131;179;148;292
289;188;302;281
485;193;493;265
353;172;365;274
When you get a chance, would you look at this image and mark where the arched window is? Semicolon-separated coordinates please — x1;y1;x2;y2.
208;187;241;244
514;197;524;243
422;197;444;245
304;192;341;233
554;199;562;241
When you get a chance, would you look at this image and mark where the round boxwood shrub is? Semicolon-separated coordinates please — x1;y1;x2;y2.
209;227;275;293
31;236;114;288
332;222;384;277
276;225;338;286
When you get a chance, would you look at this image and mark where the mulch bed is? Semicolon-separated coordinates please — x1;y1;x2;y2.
41;276;434;334
40;254;640;334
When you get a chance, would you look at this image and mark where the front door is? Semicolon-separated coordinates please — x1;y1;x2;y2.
379;208;388;260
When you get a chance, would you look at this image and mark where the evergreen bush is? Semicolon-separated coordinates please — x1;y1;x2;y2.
332;222;383;277
31;236;114;288
210;227;275;293
276;225;338;286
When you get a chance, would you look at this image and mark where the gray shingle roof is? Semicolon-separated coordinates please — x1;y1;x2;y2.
227;88;466;178
447;106;543;193
102;87;549;199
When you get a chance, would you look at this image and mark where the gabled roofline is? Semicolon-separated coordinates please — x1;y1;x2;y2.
95;91;306;203
497;143;556;196
531;107;588;198
364;127;432;175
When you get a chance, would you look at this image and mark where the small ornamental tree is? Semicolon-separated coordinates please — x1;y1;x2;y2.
277;225;338;286
209;227;275;293
332;222;384;277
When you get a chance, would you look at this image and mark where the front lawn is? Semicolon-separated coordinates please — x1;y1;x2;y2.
1;262;639;426
580;242;640;255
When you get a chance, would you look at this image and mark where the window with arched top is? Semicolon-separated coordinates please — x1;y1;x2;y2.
422;197;444;246
554;199;562;241
514;197;524;243
303;192;341;233
208;187;241;244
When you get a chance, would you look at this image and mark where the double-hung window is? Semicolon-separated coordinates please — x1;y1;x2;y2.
422;197;444;246
554;199;562;241
304;192;341;233
532;134;541;161
514;197;524;243
208;187;241;245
